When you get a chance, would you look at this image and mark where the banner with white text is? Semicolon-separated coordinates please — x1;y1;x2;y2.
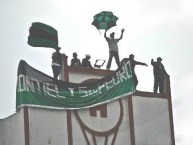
16;60;135;110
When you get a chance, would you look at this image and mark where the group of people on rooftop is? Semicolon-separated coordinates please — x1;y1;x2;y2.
104;28;169;93
71;52;93;68
51;28;168;94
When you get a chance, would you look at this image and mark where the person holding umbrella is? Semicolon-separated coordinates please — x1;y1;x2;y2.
104;28;125;70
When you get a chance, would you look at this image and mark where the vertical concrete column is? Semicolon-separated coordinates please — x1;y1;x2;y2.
0;119;4;145
60;54;73;145
23;107;30;145
60;53;68;81
163;75;171;96
163;75;175;145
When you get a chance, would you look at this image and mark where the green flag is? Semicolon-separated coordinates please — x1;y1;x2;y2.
27;22;59;49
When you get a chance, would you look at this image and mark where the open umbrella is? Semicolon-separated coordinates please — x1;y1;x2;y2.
92;11;119;30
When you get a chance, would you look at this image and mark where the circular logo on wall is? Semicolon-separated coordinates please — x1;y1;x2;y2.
74;99;123;136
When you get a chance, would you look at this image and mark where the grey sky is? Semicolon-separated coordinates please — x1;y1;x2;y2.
1;0;193;144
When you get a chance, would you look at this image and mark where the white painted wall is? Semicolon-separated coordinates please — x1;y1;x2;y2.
71;98;132;145
113;97;131;145
28;107;68;145
0;96;173;145
69;72;105;83
133;96;172;145
1;108;25;145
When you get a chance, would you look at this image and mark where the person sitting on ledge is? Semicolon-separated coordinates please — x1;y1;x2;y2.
71;52;81;66
82;54;93;68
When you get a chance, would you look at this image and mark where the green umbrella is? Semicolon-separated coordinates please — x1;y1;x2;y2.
92;11;119;30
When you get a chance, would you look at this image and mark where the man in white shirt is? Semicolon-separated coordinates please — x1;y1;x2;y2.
104;28;125;69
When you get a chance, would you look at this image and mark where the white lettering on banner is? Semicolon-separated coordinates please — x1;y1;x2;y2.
70;65;132;98
118;71;127;82
68;88;74;96
26;76;35;93
79;90;88;97
124;64;132;78
98;84;105;93
79;86;103;98
116;64;132;82
18;75;26;92
18;75;61;98
88;90;93;96
78;86;88;98
88;88;99;96
112;77;120;85
31;78;41;94
43;82;59;98
17;63;132;99
105;80;114;90
78;87;103;98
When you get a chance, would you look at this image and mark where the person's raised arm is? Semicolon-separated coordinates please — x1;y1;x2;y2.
151;59;155;66
104;29;108;39
118;28;125;41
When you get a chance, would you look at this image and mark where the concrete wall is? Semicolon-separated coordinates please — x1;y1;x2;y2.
71;97;131;145
0;96;173;145
23;97;132;145
69;72;105;83
1;108;25;145
133;96;172;145
0;119;4;145
28;108;68;145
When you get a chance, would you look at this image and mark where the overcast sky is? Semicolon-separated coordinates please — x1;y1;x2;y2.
1;0;193;144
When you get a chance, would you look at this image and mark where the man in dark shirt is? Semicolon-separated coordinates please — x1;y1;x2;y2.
52;47;62;80
82;55;93;68
122;54;148;89
151;57;168;93
71;52;81;66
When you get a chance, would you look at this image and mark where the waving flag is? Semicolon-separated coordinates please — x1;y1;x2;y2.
27;22;59;49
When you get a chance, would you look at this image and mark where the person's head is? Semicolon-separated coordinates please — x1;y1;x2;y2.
157;57;162;62
129;54;134;60
110;32;115;39
56;47;61;52
86;54;91;60
73;52;77;58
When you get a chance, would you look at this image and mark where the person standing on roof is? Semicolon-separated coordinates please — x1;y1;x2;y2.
151;57;168;93
71;52;81;66
82;55;93;68
104;28;125;70
52;47;62;80
127;54;148;89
